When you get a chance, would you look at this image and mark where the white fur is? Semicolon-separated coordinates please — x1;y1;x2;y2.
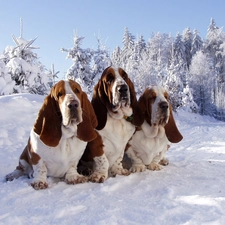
111;68;130;107
30;127;86;180
98;112;135;177
60;81;82;126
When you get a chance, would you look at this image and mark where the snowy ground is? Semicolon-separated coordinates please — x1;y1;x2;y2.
0;93;225;225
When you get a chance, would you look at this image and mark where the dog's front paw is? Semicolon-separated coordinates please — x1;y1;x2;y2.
89;172;107;183
65;174;88;184
31;181;48;190
130;163;146;173
159;158;169;166
147;163;162;171
111;168;131;177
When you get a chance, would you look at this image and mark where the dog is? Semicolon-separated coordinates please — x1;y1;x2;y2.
6;80;98;190
126;85;183;172
80;66;144;182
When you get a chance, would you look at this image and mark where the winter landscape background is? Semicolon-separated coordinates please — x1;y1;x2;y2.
0;1;225;223
0;18;225;121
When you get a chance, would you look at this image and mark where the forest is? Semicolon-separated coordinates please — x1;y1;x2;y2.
0;18;225;121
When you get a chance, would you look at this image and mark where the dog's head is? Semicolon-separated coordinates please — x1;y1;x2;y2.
33;80;98;147
139;86;183;143
92;66;144;130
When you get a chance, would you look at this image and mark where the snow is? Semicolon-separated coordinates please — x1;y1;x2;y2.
0;93;225;225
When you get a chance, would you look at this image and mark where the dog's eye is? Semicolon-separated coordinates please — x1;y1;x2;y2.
149;92;156;102
122;73;127;80
106;73;114;84
74;88;80;94
57;92;63;98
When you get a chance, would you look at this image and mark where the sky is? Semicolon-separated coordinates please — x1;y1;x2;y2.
0;0;224;79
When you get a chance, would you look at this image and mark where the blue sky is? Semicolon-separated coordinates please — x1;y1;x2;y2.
0;0;224;78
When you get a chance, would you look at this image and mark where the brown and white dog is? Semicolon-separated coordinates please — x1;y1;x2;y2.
81;66;144;182
6;80;98;190
126;86;183;172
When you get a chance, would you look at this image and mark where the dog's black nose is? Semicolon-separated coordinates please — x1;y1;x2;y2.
159;101;169;110
118;84;128;94
68;100;79;109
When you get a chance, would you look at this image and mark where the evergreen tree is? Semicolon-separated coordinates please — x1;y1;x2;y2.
205;18;224;80
191;29;203;56
165;59;184;110
182;27;193;70
111;46;122;67
173;32;187;86
62;33;93;93
173;32;186;66
121;27;135;70
0;60;15;95
92;36;111;90
189;51;215;115
2;34;50;95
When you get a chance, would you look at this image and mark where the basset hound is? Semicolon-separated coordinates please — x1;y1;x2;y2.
126;86;183;172
81;66;144;182
6;80;98;190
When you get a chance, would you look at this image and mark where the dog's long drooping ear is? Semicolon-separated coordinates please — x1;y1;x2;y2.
91;81;108;130
138;89;152;126
77;92;98;142
165;105;183;143
33;94;62;147
127;77;144;127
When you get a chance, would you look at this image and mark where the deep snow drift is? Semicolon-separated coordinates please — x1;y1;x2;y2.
0;93;225;225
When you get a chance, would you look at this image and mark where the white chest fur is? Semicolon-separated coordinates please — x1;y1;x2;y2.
98;113;135;168
30;127;86;178
130;121;169;165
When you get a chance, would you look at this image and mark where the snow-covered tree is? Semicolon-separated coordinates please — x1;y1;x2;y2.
173;32;186;66
62;33;93;93
92;36;111;89
1;33;51;95
111;46;122;67
182;27;193;70
173;32;187;87
181;85;198;113
205;18;224;81
189;51;215;115
121;27;135;70
191;29;203;56
165;60;184;110
0;59;15;95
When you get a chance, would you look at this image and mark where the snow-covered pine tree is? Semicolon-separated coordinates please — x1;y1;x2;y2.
189;50;215;115
92;36;111;90
62;33;93;94
48;64;59;88
0;59;15;95
182;27;193;71
121;27;135;71
111;46;122;67
204;18;225;120
127;34;147;95
215;37;225;121
165;55;184;111
205;18;224;79
173;32;187;87
1;20;51;95
191;29;203;56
